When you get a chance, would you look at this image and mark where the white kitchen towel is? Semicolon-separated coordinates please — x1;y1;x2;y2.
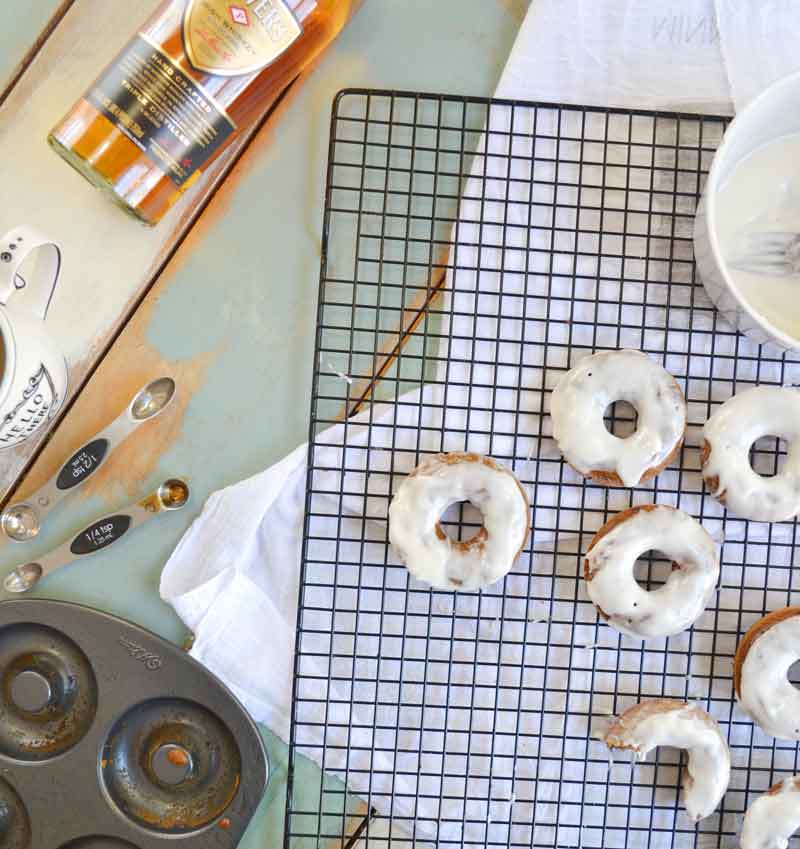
497;0;800;114
495;0;731;113
161;2;800;844
715;0;800;110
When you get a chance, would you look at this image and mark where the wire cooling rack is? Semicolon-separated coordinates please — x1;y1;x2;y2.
285;89;800;849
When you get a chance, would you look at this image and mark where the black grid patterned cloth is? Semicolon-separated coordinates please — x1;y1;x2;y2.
286;90;800;849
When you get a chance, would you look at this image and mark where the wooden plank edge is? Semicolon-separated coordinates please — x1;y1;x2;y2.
342;807;378;849
341;247;451;421
0;0;77;109
326;801;373;849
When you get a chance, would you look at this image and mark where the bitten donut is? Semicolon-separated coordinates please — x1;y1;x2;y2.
734;607;800;741
550;349;686;487
741;776;800;849
584;505;719;639
702;386;800;522
388;452;530;591
601;699;730;822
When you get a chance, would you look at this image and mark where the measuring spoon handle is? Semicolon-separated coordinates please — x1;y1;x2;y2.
4;479;189;593
39;413;141;502
2;378;176;541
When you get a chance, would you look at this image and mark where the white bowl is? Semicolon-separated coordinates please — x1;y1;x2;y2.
694;69;800;351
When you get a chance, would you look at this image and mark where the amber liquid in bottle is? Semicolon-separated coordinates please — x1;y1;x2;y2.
49;0;358;225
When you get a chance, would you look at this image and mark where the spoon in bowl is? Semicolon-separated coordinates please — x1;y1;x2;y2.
730;231;800;276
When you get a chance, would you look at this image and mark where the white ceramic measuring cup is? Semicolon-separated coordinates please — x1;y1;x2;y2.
694;70;800;350
0;226;67;447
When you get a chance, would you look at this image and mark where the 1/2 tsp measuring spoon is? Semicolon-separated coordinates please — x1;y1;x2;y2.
1;377;176;542
3;478;189;593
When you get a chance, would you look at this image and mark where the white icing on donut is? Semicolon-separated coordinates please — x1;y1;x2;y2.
550;350;686;487
702;386;800;522
738;611;800;741
584;505;719;639
603;700;730;822
741;777;800;849
388;453;530;591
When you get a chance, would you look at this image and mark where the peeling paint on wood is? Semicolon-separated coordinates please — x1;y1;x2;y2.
3;4;526;849
0;0;296;503
500;0;531;25
14;310;215;506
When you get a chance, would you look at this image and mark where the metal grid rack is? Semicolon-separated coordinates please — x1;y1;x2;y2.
285;89;800;849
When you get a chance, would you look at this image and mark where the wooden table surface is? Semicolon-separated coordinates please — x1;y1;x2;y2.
0;2;527;846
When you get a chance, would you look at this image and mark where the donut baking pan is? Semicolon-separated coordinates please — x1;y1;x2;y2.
0;599;267;849
287;89;800;849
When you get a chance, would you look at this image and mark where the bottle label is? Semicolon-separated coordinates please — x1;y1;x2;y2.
85;34;237;187
182;0;302;76
0;365;58;448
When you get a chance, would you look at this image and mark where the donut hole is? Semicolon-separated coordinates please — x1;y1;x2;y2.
749;434;788;478
438;501;485;544
788;660;800;691
603;400;639;439
633;550;674;593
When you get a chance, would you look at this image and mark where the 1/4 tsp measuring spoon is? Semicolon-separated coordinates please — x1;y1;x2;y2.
3;478;189;593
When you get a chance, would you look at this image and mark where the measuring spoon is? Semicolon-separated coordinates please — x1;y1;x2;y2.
1;377;176;542
3;478;189;593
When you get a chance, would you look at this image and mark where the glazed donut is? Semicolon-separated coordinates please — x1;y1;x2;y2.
601;699;730;822
583;505;719;639
702;386;800;522
741;776;800;849
734;607;800;741
388;452;530;591
550;349;686;487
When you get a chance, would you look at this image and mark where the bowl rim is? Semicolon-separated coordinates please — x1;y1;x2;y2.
703;68;800;350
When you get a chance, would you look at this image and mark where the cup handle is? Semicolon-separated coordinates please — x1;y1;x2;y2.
0;227;62;320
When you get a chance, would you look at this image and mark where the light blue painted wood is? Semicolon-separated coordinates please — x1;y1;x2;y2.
1;1;64;92
1;0;529;846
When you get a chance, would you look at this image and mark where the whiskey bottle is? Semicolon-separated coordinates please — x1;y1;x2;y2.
49;0;360;225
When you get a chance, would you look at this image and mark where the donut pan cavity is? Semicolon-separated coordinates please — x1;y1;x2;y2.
0;600;268;849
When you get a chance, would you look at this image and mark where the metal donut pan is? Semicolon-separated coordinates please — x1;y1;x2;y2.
0;599;268;849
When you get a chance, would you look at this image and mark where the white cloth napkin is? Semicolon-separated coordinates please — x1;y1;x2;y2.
161;2;800;843
715;0;800;110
